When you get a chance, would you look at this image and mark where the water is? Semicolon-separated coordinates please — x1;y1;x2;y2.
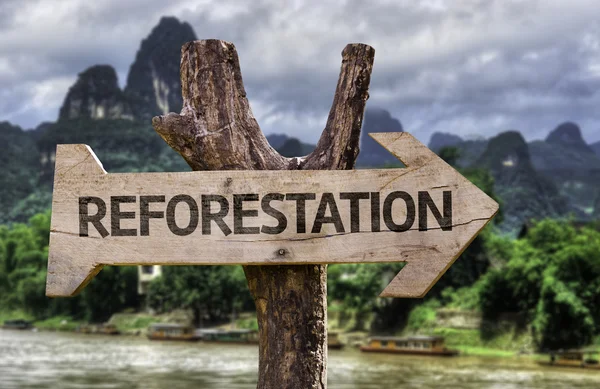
1;330;599;389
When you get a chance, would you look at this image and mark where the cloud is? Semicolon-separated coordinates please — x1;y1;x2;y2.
0;0;599;145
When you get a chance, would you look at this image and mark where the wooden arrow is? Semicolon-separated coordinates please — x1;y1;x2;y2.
46;132;498;298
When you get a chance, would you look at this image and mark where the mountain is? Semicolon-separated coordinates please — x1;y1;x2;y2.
124;17;196;123
476;131;570;232
545;122;595;154
0;122;41;224
428;133;488;168
529;122;600;215
0;17;198;224
356;108;404;167
59;17;195;124
430;122;600;218
59;65;133;121
37;118;190;184
428;132;463;151
266;134;315;157
266;134;290;150
592;141;600;157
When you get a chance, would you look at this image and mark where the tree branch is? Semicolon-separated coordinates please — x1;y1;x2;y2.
302;43;375;170
152;39;291;171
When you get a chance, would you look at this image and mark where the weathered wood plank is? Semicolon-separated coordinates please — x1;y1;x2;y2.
46;132;498;297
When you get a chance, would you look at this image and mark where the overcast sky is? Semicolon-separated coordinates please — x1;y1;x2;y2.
1;0;599;144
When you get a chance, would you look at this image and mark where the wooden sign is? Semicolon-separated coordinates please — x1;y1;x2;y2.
46;132;498;298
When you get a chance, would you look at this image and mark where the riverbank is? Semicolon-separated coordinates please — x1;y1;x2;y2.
0;309;543;360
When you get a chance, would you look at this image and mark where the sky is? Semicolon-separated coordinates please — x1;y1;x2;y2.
1;0;599;144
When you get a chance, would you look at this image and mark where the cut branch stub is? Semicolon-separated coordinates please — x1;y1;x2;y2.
152;39;290;171
302;43;375;170
152;39;375;389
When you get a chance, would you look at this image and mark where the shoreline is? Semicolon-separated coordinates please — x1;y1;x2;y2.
0;310;557;361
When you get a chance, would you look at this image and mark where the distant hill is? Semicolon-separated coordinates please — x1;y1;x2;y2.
429;122;600;223
545;122;595;154
529;122;600;215
428;133;488;167
124;17;196;122
265;134;290;150
0;122;41;224
592;141;600;157
58;16;196;124
37;118;190;181
59;65;133;121
428;132;463;151
266;134;315;157
356;108;404;167
0;16;196;224
475;131;571;232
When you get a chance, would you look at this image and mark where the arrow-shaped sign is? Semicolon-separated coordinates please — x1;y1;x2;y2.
46;132;498;298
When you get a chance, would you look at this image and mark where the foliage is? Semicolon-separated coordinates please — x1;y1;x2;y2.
0;211;139;323
147;265;252;326
81;266;140;322
438;146;462;167
236;316;259;331
433;328;531;357
7;190;53;224
107;313;157;331
440;285;481;310
328;263;405;330
0;122;41;224
478;219;600;350
2;118;192;225
406;299;439;333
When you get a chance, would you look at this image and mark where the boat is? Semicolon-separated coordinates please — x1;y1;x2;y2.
147;323;201;341
328;332;345;350
198;328;259;344
75;323;120;335
360;335;458;356
99;323;120;335
2;319;33;330
538;349;600;369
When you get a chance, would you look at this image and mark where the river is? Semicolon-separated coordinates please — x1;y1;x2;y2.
1;329;599;389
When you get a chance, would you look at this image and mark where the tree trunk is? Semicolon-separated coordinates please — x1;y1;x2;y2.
153;39;374;389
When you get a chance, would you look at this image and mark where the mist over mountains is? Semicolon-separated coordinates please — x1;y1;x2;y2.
1;16;599;234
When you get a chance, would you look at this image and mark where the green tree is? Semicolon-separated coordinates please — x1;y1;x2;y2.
148;265;250;326
81;266;139;322
17;272;48;317
438;146;461;167
479;219;600;350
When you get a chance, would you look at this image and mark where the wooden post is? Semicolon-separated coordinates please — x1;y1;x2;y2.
152;40;374;389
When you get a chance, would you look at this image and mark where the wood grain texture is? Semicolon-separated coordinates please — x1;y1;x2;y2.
47;133;498;299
